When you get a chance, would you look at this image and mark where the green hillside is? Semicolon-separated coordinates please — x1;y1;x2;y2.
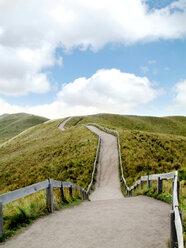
0;119;97;194
67;114;186;180
0;113;49;144
66;114;186;137
0;119;97;240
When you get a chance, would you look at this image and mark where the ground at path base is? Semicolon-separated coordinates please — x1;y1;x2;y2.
1;196;170;248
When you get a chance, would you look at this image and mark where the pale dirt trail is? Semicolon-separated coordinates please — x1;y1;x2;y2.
58;117;71;131
87;126;123;201
1;125;170;248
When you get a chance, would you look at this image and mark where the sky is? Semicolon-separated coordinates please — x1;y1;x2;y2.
0;0;186;119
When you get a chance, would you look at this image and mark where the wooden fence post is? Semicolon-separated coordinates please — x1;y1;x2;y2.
83;190;86;200
80;188;84;199
60;182;66;202
177;181;180;203
81;189;84;199
147;177;151;188
140;180;143;189
129;190;132;197
172;181;174;210
157;177;163;194
170;210;177;248
172;180;180;208
0;202;3;238
69;185;73;199
85;191;88;200
46;179;54;213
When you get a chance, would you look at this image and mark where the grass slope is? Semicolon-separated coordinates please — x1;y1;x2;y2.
66;113;186;186
66;114;186;136
0;119;97;241
0;113;48;144
0;119;97;194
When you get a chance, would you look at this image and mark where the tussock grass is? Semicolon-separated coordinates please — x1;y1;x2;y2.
0;113;48;144
119;130;186;185
69;113;186;136
71;114;186;185
0;119;97;194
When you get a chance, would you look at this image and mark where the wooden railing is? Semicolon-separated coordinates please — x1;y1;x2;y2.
86;136;101;194
127;171;183;248
0;179;87;237
87;123;184;248
0;123;101;238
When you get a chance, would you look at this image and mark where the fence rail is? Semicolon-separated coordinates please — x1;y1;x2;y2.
87;122;184;248
0;122;101;239
86;136;101;194
0;179;87;237
128;171;183;248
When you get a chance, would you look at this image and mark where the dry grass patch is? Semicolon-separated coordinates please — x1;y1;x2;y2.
0;119;97;241
0;119;97;194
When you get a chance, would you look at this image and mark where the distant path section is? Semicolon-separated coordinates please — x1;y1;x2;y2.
1;122;170;248
58;117;71;131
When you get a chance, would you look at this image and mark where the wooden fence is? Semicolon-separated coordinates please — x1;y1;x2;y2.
127;171;184;248
0;179;87;237
0;123;101;238
87;123;184;248
86;136;101;194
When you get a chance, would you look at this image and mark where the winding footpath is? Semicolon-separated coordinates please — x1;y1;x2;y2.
1;121;170;248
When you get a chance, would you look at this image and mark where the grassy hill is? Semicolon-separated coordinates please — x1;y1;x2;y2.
66;114;186;181
0;113;185;241
0;113;48;144
0;119;97;240
0;119;97;194
66;114;186;137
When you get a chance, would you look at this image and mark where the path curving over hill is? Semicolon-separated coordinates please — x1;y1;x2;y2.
58;117;71;131
87;126;123;201
1;122;170;248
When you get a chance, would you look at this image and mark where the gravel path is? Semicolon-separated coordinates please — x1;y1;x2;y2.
1;125;170;248
58;117;71;131
87;126;123;201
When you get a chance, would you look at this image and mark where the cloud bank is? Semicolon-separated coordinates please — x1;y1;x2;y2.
0;0;186;97
0;69;161;118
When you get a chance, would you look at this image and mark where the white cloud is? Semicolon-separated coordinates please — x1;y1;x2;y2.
0;69;161;118
0;0;186;96
174;79;186;108
0;43;56;95
57;68;160;110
